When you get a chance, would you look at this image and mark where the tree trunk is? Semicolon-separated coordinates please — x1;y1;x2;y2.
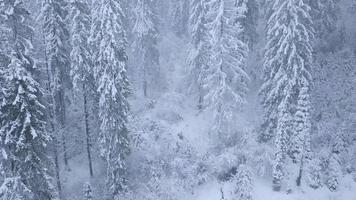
43;31;63;199
143;67;148;97
53;55;69;171
273;178;281;191
59;88;70;171
220;187;225;200
54;139;63;199
296;157;304;187
83;84;94;177
197;83;203;110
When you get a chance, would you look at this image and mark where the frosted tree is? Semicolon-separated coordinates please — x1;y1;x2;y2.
310;0;343;53
70;0;94;177
310;0;340;39
292;81;312;187
271;106;292;191
0;1;55;199
260;0;314;191
0;2;8;108
240;0;259;49
132;0;160;97
0;1;11;67
90;0;131;198
307;157;323;189
83;182;93;200
326;155;341;191
203;0;249;139
232;164;253;200
0;177;34;200
41;0;71;170
170;0;189;36
187;0;211;109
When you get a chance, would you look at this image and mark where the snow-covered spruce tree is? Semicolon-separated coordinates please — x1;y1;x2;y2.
332;124;350;158
292;81;312;187
240;0;259;49
0;0;11;67
69;0;94;177
0;177;34;199
170;0;189;36
260;0;314;190
41;0;71;169
0;2;9;107
83;182;93;200
232;164;253;200
132;0;160;98
203;0;249;139
309;0;340;41
90;0;131;198
311;0;345;53
307;157;323;189
0;1;55;199
187;0;211;109
325;154;341;191
272;106;292;191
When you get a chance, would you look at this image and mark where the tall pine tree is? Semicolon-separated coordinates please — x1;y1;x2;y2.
203;0;249;140
131;0;160;98
0;0;55;199
69;0;94;177
90;0;131;198
170;0;189;36
41;0;71;170
242;0;259;49
260;0;314;191
232;164;253;200
187;0;211;109
310;0;340;40
293;81;312;187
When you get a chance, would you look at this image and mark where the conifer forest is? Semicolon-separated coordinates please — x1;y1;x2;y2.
1;0;356;200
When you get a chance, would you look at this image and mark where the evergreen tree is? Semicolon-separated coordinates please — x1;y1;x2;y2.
0;5;8;109
70;0;93;92
241;0;259;49
132;0;160;97
292;81;312;187
90;0;131;198
272;106;292;191
232;164;253;200
83;182;93;200
310;0;340;40
260;0;314;190
69;0;94;177
0;1;11;70
203;0;249;139
0;1;55;199
0;177;34;200
307;157;323;189
41;0;71;169
187;0;211;109
170;0;189;36
310;0;343;53
326;154;341;191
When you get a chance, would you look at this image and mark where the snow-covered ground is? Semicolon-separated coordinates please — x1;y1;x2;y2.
190;177;356;200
